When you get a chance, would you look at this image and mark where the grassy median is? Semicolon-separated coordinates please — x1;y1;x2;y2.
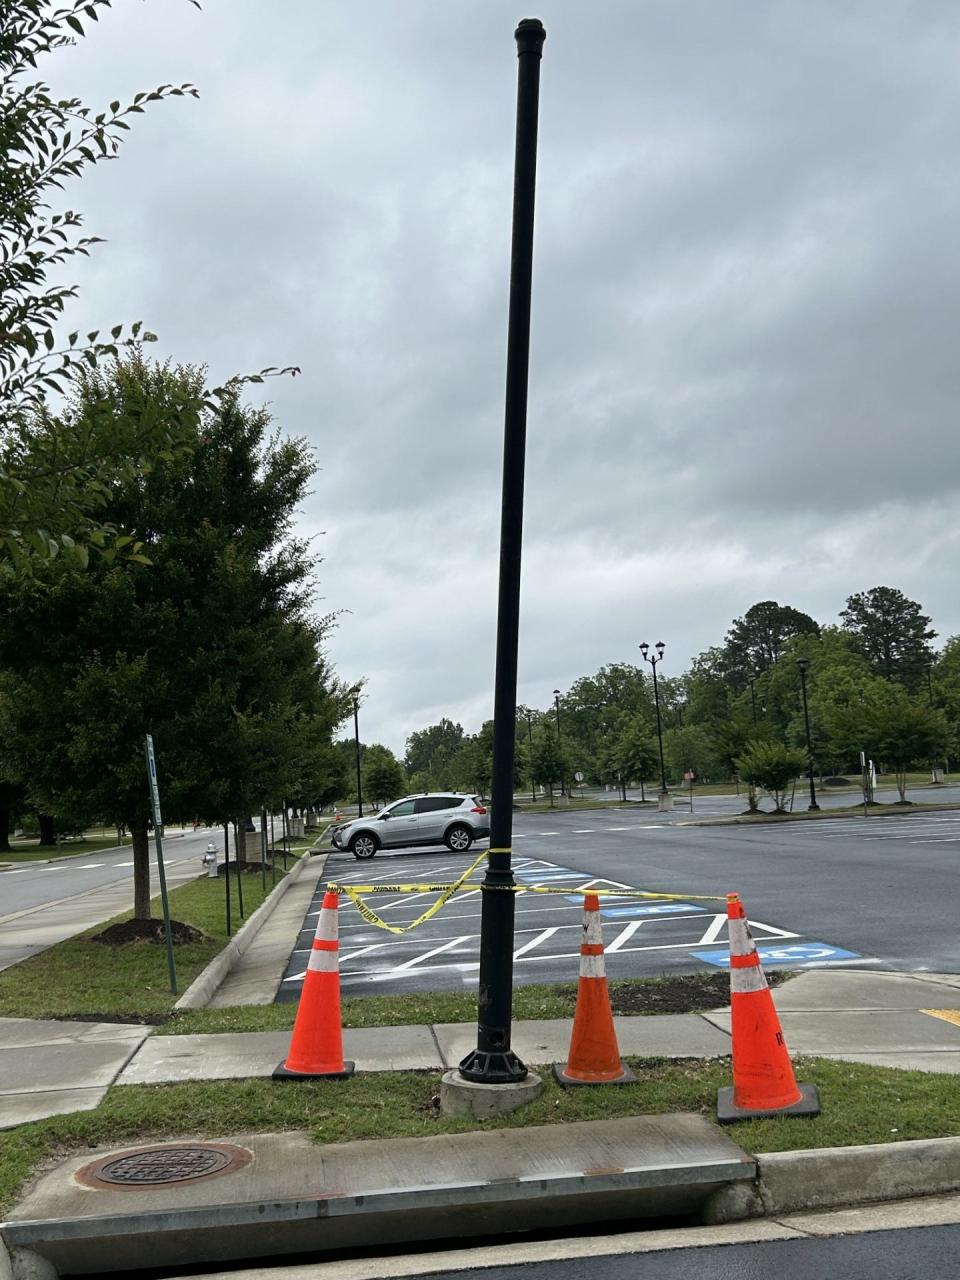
2;1056;959;1217
0;860;300;1020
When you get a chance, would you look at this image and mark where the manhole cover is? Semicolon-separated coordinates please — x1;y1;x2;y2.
77;1142;251;1191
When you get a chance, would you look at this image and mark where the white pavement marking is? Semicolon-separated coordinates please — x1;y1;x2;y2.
536;832;560;836
77;864;104;869
603;827;635;832
695;913;729;945
389;935;472;972
513;927;559;959
606;920;644;952
572;829;596;834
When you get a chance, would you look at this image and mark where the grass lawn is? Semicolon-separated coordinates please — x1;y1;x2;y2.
1;835;132;862
2;1056;958;1217
0;861;297;1020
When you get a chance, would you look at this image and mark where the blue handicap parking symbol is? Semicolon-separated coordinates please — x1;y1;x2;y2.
692;941;860;968
600;903;704;918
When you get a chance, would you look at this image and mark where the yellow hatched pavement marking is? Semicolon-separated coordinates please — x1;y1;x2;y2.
920;1008;960;1028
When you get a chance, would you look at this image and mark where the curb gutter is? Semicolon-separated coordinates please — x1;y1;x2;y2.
704;1134;960;1222
174;850;323;1011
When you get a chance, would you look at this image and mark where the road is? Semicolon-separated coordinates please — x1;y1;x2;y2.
394;1222;960;1280
0;827;226;971
278;797;960;999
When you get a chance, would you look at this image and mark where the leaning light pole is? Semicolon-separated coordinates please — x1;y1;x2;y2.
458;17;546;1087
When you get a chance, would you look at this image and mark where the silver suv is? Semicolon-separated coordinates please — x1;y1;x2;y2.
332;794;489;860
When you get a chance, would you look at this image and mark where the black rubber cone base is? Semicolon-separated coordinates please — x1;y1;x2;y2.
272;1060;355;1082
553;1061;637;1089
717;1081;820;1124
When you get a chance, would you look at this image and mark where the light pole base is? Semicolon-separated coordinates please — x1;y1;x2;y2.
440;1068;543;1118
457;1047;528;1084
657;791;673;813
807;803;820;812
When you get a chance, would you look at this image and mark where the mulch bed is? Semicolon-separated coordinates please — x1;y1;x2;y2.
91;918;205;946
602;970;792;1015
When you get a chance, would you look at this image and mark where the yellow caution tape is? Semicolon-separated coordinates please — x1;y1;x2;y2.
329;846;726;934
334;846;488;936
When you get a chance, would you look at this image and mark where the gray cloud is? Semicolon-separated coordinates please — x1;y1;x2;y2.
45;0;960;751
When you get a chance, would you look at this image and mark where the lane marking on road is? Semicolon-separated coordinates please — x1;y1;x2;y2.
77;864;104;869
694;913;729;946
572;829;596;834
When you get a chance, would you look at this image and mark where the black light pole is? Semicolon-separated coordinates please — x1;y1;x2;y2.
526;711;536;803
553;689;565;796
353;694;363;818
796;657;819;811
640;641;668;800
749;678;758;727
459;18;546;1087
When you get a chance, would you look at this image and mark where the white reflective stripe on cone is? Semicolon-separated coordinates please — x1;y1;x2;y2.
307;948;339;973
315;909;339;943
731;963;768;994
583;912;603;946
728;915;753;956
580;953;606;979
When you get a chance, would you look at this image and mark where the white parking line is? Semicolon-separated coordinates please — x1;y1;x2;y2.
513;927;559;959
572;829;596;834
605;921;644;952
390;935;471;972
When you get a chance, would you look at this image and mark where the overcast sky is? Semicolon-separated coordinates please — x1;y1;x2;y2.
51;0;960;754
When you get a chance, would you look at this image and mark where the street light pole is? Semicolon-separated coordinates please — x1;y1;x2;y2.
796;657;819;811
640;642;668;802
353;693;363;818
553;689;565;797
459;17;546;1087
526;711;536;804
749;678;758;727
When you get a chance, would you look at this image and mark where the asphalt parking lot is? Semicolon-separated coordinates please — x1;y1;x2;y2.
275;805;897;1000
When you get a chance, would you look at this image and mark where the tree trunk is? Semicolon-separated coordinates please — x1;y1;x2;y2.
38;813;55;845
131;823;151;920
640;779;645;802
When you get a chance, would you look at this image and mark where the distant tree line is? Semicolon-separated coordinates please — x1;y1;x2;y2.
337;589;952;813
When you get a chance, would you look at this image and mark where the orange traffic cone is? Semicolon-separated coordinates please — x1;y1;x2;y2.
553;893;635;1086
716;893;819;1122
273;890;355;1080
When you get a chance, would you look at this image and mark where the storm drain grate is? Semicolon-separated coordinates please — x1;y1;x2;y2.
77;1142;251;1190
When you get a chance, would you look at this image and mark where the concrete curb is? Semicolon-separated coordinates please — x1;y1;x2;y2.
704;1134;960;1222
174;851;320;1010
683;801;960;828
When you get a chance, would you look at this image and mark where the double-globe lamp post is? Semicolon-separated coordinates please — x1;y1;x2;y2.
553;689;565;797
639;641;669;801
352;692;363;818
795;657;819;811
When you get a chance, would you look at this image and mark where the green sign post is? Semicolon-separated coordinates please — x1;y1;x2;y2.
145;734;177;994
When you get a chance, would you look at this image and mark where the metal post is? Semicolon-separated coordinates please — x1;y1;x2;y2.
526;713;536;803
641;643;668;797
553;690;565;796
796;658;819;811
235;822;244;919
750;678;758;726
281;803;289;869
143;736;176;994
260;808;267;893
223;823;231;937
269;811;276;886
353;696;364;817
459;17;546;1086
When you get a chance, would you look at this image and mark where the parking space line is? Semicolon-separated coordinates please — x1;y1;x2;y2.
390;935;472;971
513;927;559;959
606;920;644;952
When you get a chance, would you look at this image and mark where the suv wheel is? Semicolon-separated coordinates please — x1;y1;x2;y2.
350;831;379;860
445;824;473;852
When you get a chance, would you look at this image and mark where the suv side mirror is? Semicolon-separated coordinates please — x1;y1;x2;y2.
378;812;389;820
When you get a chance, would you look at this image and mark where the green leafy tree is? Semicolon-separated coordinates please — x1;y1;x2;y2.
607;720;658;801
841;586;936;689
662;725;721;783
404;718;464;777
362;745;406;808
827;696;949;802
735;742;808;813
722;601;820;688
0;357;340;916
529;724;571;804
